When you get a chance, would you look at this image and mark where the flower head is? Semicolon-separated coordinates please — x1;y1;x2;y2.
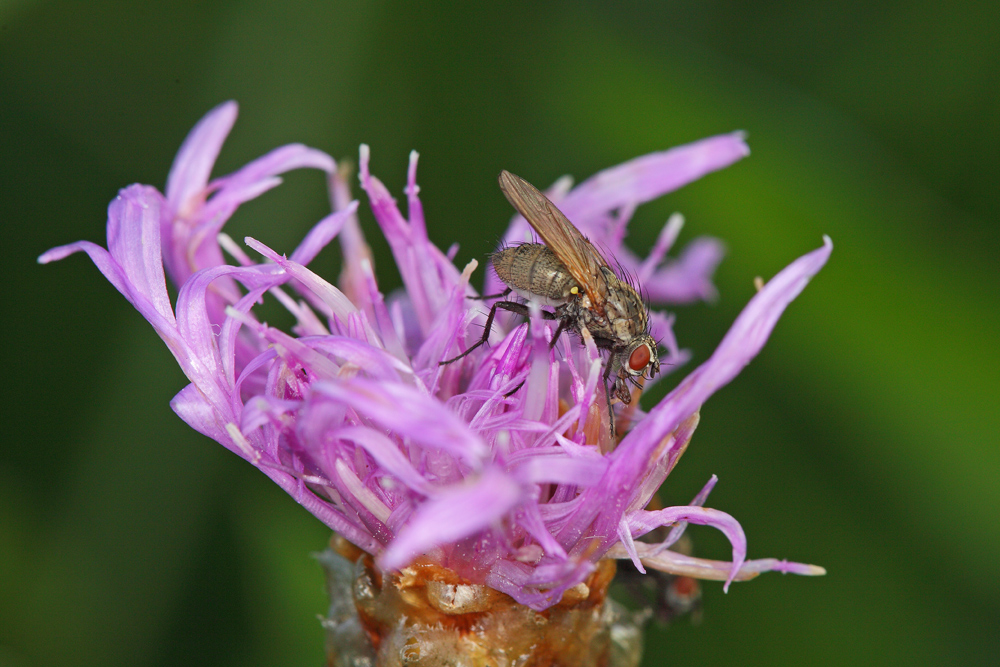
41;102;829;611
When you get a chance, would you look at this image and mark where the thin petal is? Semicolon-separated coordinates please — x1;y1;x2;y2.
244;237;363;326
612;238;834;505
202;143;336;225
657;474;718;552
359;145;465;334
558;132;750;226
510;452;607;487
606;541;826;581
290;202;358;266
166;101;238;212
311;378;489;467
331;163;376;313
335;426;434;496
643;236;726;303
379;467;524;571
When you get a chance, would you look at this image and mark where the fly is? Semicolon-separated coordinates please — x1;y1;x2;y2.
442;170;660;438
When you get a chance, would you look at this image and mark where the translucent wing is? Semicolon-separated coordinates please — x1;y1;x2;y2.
498;170;610;314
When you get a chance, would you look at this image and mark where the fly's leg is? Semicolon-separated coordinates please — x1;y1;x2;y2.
439;288;512;365
549;317;572;350
590;336;623;440
502;310;564;398
503;380;526;398
440;299;531;365
477;290;512;300
602;358;618;440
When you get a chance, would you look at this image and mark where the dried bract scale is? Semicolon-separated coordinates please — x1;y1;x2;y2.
320;538;643;667
41;102;830;660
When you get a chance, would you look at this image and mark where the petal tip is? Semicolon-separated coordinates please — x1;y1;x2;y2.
216;99;239;119
801;563;827;576
730;130;751;156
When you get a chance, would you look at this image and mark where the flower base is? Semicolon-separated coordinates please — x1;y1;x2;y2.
320;537;644;667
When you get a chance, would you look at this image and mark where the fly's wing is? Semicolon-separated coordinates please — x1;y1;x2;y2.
498;170;610;315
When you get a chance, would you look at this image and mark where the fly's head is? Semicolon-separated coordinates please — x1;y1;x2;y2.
612;334;660;405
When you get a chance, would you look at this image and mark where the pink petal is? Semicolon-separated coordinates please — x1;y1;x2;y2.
165;101;238;213
558;132;750;225
379;467;525;571
626;505;747;591
617;237;834;497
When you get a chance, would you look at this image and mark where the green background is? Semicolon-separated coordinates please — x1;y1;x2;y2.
3;1;998;665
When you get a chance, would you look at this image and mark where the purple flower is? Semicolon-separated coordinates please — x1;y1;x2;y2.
40;102;829;611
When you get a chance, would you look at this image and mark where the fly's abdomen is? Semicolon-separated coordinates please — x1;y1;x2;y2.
491;244;579;306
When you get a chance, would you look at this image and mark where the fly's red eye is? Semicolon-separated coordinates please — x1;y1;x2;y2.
628;344;651;372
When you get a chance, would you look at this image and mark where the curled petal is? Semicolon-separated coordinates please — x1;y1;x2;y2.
657;474;718;551
202;143;336;226
174;263;284;397
105;186;174;323
171;383;229;446
240;393;300;434
40;186;178;347
626;505;746;591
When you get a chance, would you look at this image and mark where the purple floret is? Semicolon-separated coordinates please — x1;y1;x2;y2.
40;102;828;610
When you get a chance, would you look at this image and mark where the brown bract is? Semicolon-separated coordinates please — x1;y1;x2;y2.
322;536;644;667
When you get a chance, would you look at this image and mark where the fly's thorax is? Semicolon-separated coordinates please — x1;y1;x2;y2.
491;244;580;305
601;273;649;343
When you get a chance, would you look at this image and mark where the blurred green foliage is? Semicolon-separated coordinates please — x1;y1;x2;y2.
2;1;998;665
